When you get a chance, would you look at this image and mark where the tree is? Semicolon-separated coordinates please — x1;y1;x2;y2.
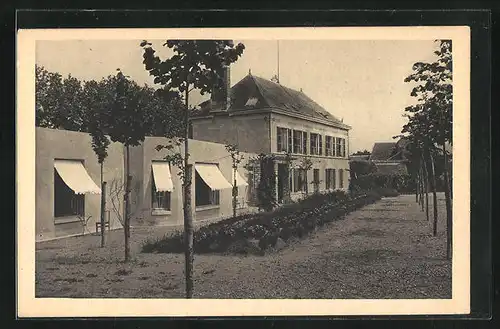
225;143;244;218
282;151;295;204
401;113;439;236
35;66;86;131
146;87;185;138
36;65;185;138
256;154;278;212
141;40;245;298
351;150;371;156
349;160;377;179
35;65;63;128
107;70;149;262
83;79;113;247
403;40;453;259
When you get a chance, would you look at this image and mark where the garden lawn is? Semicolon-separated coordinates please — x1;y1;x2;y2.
36;193;451;299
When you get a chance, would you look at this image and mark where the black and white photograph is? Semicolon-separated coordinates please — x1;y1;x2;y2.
17;26;471;317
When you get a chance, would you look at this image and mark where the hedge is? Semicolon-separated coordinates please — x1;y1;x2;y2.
142;189;385;255
349;173;414;194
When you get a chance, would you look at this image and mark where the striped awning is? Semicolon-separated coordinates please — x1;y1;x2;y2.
54;160;101;195
152;162;174;192
195;163;232;190
231;169;248;187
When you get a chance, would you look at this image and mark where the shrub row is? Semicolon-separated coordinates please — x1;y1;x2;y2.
142;189;383;255
349;173;414;194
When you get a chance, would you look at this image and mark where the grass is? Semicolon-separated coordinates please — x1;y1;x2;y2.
35;193;451;299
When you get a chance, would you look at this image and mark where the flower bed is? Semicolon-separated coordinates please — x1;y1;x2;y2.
142;189;383;255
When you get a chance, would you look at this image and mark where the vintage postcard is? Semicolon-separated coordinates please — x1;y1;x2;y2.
17;26;470;317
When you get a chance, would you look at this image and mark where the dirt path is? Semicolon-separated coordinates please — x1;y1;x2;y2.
36;193;451;299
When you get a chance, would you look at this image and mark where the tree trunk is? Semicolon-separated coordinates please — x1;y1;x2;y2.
183;86;194;298
232;166;237;218
442;145;453;259
415;168;419;203
426;148;439;237
419;166;425;211
124;145;131;262
448;159;453;199
285;165;291;203
304;170;309;196
418;164;423;207
100;161;106;248
421;154;429;222
417;165;423;209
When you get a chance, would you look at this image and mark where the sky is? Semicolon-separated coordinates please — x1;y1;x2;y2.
36;39;438;152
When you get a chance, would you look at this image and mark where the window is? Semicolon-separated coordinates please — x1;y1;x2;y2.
339;169;344;188
310;133;317;155
313;169;320;192
151;162;173;211
292;130;308;154
151;177;171;211
293;169;307;192
293;130;302;154
54;169;85;218
245;97;258;107
277;127;292;152
334;138;346;157
335;137;342;157
195;170;220;207
310;133;323;155
325;169;336;189
302;132;308;154
325;136;334;156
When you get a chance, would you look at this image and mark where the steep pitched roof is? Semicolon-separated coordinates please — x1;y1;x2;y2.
198;74;346;127
369;142;398;161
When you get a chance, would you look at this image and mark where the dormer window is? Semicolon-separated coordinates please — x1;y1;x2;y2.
245;97;258;107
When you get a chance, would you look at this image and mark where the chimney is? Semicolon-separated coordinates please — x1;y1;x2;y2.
211;64;231;111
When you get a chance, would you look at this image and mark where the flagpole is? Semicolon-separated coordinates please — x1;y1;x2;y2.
277;40;280;83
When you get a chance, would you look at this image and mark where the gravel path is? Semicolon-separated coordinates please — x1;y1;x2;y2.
36;193;451;299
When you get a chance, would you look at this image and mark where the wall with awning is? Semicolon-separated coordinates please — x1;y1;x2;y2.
36;127;125;241
36;128;260;240
194;163;232;190
54;160;101;195
137;136;259;225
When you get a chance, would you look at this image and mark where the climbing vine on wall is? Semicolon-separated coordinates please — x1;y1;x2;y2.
255;153;277;212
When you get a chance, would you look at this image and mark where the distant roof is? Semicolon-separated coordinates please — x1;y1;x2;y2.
197;74;349;128
375;162;408;175
369;142;398;161
349;154;371;161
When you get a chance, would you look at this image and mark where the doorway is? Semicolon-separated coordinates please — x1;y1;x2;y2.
277;163;288;203
313;168;320;193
